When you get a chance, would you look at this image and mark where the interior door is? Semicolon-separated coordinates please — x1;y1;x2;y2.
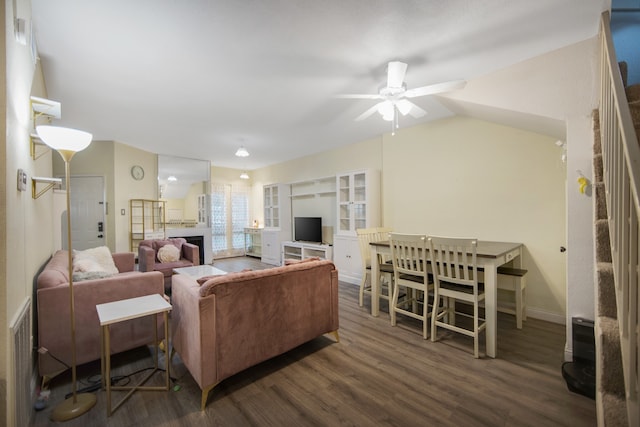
68;176;106;250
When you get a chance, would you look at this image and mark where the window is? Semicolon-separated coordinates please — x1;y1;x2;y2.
211;183;250;258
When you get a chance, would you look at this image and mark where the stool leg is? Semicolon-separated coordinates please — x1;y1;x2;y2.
515;279;523;329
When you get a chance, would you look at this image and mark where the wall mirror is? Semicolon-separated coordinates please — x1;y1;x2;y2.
157;155;211;225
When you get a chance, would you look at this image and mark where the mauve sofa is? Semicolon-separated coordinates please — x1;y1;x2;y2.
36;250;165;380
171;259;340;409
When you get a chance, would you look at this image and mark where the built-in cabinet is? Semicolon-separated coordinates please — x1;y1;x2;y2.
262;184;292;265
336;170;379;236
281;241;333;263
244;228;262;258
130;199;166;253
332;235;362;284
333;170;380;284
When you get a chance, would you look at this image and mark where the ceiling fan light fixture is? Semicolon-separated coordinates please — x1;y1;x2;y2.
235;146;249;157
378;100;394;118
396;99;413;116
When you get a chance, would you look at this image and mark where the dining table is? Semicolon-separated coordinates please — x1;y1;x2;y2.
370;239;523;358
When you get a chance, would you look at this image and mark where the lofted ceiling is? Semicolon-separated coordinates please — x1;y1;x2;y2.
31;0;607;170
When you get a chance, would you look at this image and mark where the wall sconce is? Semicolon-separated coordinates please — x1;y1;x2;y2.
31;176;62;199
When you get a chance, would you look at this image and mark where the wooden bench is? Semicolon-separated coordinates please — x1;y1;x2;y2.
497;266;528;329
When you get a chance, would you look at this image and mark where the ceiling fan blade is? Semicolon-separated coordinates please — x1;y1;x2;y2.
397;99;427;118
404;79;466;98
355;103;383;121
387;61;408;88
334;94;382;99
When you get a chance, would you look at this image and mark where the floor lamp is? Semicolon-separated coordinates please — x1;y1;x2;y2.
36;125;97;421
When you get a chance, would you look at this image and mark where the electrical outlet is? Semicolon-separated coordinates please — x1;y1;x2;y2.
17;169;27;191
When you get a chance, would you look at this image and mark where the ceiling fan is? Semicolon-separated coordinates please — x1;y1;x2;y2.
337;61;466;133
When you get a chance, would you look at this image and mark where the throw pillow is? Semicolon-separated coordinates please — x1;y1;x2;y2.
73;246;119;275
158;244;180;263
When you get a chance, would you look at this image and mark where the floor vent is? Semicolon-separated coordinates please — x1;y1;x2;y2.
10;298;32;427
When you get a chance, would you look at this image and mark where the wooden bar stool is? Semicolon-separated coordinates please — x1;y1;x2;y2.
497;267;527;329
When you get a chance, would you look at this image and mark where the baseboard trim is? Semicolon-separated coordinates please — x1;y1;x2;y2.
526;307;565;325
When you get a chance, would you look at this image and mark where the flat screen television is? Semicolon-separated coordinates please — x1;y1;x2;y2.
294;217;322;243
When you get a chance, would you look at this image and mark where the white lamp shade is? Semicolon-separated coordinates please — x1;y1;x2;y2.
36;126;92;152
396;99;413;116
377;100;393;117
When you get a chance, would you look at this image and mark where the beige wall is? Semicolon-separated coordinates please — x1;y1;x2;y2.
53;141;157;253
382;117;566;320
4;0;53;423
113;143;157;253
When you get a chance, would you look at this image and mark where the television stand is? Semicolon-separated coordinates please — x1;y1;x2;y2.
281;241;333;265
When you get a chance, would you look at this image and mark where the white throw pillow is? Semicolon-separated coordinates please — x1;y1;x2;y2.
73;246;119;275
157;244;180;263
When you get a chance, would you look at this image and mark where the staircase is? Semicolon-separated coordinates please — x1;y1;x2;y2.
594;11;640;427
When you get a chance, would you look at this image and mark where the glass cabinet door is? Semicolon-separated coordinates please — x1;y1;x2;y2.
337;171;369;235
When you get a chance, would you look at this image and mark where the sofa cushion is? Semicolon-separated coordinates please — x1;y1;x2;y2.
158;244;180;263
154;259;194;277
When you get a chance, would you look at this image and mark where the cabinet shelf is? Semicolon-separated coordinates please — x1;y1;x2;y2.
281;241;332;264
290;176;337;199
130;199;166;253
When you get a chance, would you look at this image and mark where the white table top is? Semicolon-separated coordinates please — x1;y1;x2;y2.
96;294;171;326
173;264;227;278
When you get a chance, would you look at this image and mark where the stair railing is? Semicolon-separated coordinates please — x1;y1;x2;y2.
599;10;640;427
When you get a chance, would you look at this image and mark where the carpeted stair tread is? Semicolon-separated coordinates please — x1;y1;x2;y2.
593;154;603;184
595;219;612;263
593;110;602;154
596;316;625;397
596;263;616;319
629;101;640;125
626;83;640;103
594;182;607;220
619;61;628;87
600;392;629;427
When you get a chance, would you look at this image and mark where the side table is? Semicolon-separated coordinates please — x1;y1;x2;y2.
96;294;172;416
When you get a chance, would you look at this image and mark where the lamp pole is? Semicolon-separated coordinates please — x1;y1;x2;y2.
36;126;97;421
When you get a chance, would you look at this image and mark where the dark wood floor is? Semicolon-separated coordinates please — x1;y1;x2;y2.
31;257;595;426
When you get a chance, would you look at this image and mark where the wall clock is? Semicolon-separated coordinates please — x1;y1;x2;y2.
131;165;145;181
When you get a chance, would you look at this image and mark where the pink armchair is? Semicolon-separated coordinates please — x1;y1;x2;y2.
138;238;199;291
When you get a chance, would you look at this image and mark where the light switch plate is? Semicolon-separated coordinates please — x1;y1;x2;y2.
17;169;27;191
121;209;126;216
